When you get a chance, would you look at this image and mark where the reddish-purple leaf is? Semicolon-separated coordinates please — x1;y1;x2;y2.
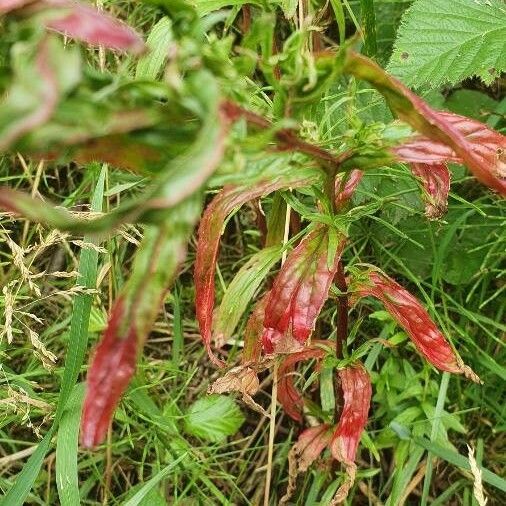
335;170;363;210
329;364;372;504
45;0;145;54
410;163;451;219
278;345;326;422
345;52;506;195
194;170;321;366
262;226;345;354
353;268;479;382
80;297;137;448
280;424;333;505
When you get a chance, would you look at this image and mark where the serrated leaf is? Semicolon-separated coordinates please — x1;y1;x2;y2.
184;395;244;442
388;0;506;87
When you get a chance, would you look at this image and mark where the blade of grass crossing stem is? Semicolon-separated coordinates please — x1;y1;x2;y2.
329;0;346;46
421;372;450;506
122;453;188;506
360;0;377;57
413;437;506;493
56;383;86;506
171;283;183;364
0;165;105;506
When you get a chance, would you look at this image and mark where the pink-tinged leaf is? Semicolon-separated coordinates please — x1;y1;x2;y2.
280;424;333;505
278;345;326;422
194;169;322;366
335;170;363;210
0;0;35;14
241;293;269;364
262;226;345;354
40;0;146;54
0;37;58;151
329;364;372;505
80;297;137;448
410;163;450;219
344;52;506;195
353;268;480;382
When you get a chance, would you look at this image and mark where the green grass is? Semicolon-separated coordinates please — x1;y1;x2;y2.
0;1;505;505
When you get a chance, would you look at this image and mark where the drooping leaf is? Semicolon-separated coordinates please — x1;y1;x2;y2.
17;0;146;54
388;0;506;87
409;163;450;220
351;268;480;382
262;226;345;354
280;424;333;505
0;35;80;151
335;169;363;210
194;167;323;365
278;345;327;422
329;364;372;505
344;52;506;195
241;293;269;364
81;198;202;448
184;395;245;443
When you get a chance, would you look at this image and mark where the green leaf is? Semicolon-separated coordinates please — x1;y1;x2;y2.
56;384;85;506
135;17;173;80
388;0;506;87
193;0;259;16
184;395;245;442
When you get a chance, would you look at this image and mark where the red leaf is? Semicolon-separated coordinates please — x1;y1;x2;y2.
194;171;321;366
262;226;345;354
330;364;371;464
335;169;363;210
410;163;450;219
80;297;137;448
45;0;145;54
278;345;326;422
329;364;372;505
242;293;269;364
345;52;506;195
353;268;479;382
280;424;333;505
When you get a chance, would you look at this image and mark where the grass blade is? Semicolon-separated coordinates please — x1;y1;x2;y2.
0;165;105;506
56;383;85;506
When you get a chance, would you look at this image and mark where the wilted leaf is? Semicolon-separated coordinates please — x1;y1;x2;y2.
280;424;333;505
409;163;450;219
345;52;506;195
242;293;269;364
195;168;322;365
278;346;327;422
352;267;480;382
81;199;202;448
329;364;372;505
184;395;245;443
262;226;345;354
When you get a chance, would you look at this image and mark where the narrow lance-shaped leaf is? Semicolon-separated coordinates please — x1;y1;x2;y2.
241;293;269;365
194;167;323;366
329;364;372;505
280;424;333;505
335;169;363;210
0;71;225;233
352;268;480;382
80;197;202;448
278;345;326;422
262;226;345;354
410;163;450;220
344;51;506;195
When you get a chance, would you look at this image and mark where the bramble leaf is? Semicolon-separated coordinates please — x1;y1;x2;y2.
262;226;345;354
388;0;506;87
184;395;245;443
